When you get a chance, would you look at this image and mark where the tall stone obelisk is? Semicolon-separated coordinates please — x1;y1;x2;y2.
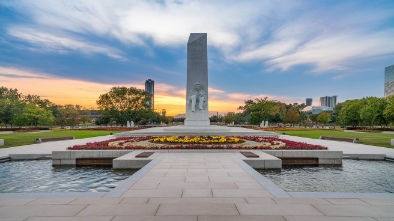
184;33;210;126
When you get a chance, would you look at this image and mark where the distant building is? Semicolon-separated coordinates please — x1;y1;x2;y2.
385;64;394;97
306;98;312;106
320;95;337;108
161;109;166;117
145;79;154;110
302;106;333;115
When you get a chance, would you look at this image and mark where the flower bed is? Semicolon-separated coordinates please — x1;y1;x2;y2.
76;127;140;131
68;136;327;150
150;136;244;144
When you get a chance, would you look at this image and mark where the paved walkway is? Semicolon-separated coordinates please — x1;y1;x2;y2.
281;135;394;157
0;135;115;156
0;135;394;220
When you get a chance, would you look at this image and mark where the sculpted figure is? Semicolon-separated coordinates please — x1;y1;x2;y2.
189;82;205;112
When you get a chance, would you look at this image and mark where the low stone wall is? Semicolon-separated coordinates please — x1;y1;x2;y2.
52;150;132;166
262;150;343;165
235;150;282;169
113;150;159;169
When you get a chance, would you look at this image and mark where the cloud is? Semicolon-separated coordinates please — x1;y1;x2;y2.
3;0;394;73
7;27;125;59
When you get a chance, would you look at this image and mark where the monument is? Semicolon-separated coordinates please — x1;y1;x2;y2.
184;33;210;126
115;33;278;137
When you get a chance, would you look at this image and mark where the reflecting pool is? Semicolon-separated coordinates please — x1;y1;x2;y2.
0;160;136;193
259;160;394;193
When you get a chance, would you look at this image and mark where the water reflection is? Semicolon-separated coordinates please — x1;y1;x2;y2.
0;160;136;193
259;160;394;193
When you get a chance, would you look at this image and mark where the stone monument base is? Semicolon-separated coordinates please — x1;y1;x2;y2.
184;119;210;126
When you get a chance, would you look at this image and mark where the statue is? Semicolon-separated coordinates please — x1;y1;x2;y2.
189;82;205;112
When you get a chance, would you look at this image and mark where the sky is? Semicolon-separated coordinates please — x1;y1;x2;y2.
0;0;393;116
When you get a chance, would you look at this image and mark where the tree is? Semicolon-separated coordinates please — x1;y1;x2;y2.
23;94;53;109
223;112;237;124
97;87;151;112
282;107;300;126
339;99;364;127
317;112;331;125
13;103;54;126
97;87;151;125
360;97;387;127
238;97;276;124
0;87;23;127
384;95;394;125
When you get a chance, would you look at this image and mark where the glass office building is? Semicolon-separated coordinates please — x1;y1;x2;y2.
145;79;154;110
306;98;312;106
385;64;394;97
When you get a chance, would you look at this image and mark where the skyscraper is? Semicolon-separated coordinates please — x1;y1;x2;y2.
145;79;154;110
320;96;337;108
306;98;312;106
385;64;394;97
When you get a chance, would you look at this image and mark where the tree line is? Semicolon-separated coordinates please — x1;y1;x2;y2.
0;86;169;128
2;85;393;128
221;96;394;128
0;86;90;128
335;96;394;128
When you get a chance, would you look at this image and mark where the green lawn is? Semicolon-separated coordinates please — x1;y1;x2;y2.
275;129;394;148
0;130;120;148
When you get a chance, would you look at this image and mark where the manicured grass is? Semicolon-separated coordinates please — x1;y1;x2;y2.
275;129;394;149
0;130;120;148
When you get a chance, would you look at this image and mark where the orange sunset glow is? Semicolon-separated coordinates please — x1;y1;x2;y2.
1;67;241;116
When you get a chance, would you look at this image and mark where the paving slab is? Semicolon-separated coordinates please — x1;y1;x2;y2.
0;205;88;218
112;216;197;221
272;198;331;205
213;189;272;198
26;217;113;221
182;189;212;197
374;218;394;221
325;198;369;205
236;203;323;216
77;204;159;216
27;198;75;205
0;218;27;221
198;215;286;221
119;197;149;204
0;199;36;206
235;182;265;189
283;216;376;221
157;182;238;189
122;189;183;198
361;198;394;205
156;203;239;215
244;198;276;204
147;197;247;204
70;198;123;205
312;204;394;217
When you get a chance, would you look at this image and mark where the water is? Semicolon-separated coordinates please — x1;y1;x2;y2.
259;160;394;193
0;160;136;193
